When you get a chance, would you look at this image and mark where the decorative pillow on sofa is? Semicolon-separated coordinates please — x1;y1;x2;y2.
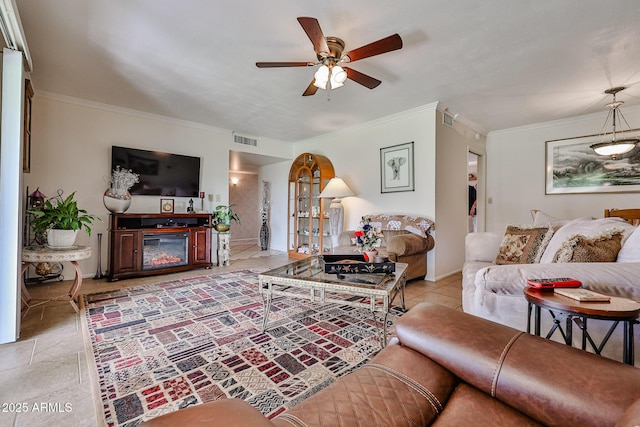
530;210;592;228
539;217;637;263
495;225;554;265
617;226;640;262
552;229;623;263
367;214;434;238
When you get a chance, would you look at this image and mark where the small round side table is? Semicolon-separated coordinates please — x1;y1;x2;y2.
524;287;640;365
22;245;92;315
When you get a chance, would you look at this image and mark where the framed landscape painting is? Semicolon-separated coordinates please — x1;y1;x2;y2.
380;142;414;193
545;131;640;194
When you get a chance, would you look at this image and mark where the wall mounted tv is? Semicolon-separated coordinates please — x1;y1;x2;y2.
111;146;201;197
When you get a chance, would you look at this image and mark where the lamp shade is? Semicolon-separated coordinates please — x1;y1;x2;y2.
590;140;637;157
589;87;639;159
313;65;329;89
319;177;355;199
332;66;347;84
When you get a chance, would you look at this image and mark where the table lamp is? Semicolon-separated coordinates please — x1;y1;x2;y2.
319;177;355;247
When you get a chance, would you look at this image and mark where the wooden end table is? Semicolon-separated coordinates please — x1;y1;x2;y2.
524;287;640;365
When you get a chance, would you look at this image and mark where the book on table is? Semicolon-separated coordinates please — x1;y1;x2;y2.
526;277;582;289
554;288;611;302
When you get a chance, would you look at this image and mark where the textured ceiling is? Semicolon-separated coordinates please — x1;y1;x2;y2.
14;0;640;143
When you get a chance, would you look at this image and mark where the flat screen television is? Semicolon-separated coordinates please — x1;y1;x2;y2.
111;146;201;197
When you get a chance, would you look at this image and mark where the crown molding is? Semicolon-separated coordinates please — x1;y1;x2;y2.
298;102;440;146
487;104;640;137
35;90;231;136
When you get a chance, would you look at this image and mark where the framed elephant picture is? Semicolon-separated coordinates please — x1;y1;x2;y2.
380;142;414;193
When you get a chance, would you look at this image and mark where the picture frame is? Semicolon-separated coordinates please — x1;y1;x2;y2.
545;131;640;194
160;198;174;213
380;142;414;193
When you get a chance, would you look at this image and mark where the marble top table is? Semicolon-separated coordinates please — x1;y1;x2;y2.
21;245;92;314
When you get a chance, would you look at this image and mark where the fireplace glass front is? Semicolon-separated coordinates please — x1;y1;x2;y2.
142;232;189;270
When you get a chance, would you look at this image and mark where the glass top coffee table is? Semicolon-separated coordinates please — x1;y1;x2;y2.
258;256;408;347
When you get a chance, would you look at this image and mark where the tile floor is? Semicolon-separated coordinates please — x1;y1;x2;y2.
0;246;461;427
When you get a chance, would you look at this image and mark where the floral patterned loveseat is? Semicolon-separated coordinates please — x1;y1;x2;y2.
334;214;435;280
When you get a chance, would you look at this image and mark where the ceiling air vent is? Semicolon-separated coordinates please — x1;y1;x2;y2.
233;134;258;147
443;111;455;128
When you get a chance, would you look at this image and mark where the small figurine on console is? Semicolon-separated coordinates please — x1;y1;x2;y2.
187;198;194;213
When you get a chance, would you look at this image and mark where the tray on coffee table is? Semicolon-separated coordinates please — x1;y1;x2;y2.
323;254;396;274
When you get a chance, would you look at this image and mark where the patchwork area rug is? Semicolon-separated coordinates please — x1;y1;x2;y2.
82;268;403;426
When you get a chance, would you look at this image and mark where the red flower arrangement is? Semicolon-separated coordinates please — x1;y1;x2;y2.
353;216;383;253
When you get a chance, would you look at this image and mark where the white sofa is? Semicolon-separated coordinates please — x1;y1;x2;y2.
463;214;640;365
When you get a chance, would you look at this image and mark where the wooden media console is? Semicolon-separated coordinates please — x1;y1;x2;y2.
108;213;212;281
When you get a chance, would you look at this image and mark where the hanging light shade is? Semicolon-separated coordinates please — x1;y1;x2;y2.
313;65;329;89
332;65;347;84
590;87;639;160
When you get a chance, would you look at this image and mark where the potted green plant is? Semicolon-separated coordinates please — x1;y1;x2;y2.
28;192;101;248
212;204;240;232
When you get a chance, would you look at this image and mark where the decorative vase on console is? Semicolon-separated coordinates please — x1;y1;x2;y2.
104;166;139;213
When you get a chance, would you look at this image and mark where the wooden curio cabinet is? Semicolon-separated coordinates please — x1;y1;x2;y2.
288;153;335;259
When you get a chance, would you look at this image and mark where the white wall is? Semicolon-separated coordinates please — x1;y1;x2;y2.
434;110;486;279
24;93;292;276
0;49;25;344
259;160;291;251
486;105;640;232
295;104;440;278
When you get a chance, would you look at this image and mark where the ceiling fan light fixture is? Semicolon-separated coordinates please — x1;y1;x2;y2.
313;65;329;89
589;86;639;159
329;79;344;89
332;65;347;84
313;79;327;89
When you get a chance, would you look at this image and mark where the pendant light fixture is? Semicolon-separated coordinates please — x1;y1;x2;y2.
590;87;639;160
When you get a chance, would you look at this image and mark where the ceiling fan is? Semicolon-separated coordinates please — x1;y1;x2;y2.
256;17;403;96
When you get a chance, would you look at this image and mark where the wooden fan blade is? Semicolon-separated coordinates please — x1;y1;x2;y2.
297;17;330;56
302;79;319;96
342;34;403;63
256;62;314;68
344;67;381;89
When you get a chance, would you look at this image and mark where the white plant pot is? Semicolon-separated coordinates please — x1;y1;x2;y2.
46;229;79;248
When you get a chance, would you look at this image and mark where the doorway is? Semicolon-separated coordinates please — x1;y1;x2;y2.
228;150;289;251
467;152;479;233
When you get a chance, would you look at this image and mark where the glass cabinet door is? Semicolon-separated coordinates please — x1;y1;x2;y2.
287;153;335;258
296;167;312;255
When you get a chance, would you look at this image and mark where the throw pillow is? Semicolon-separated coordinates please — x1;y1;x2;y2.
539;217;637;263
552;229;623;263
530;209;563;225
495;225;554;265
366;214;434;238
530;209;593;228
617;226;640;262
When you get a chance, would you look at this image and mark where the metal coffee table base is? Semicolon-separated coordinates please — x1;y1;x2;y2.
259;259;408;348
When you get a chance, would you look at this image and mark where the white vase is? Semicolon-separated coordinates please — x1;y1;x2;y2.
103;188;131;213
46;229;79;248
364;249;378;262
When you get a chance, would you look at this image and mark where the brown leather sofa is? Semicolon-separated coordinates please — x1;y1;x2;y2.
333;214;435;281
141;302;640;427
